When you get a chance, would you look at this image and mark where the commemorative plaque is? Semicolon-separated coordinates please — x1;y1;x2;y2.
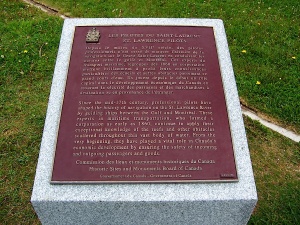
51;25;238;183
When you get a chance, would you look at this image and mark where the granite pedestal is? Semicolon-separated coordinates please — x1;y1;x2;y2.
31;18;257;225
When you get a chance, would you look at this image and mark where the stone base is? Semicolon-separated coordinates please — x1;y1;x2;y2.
33;198;256;224
31;18;257;225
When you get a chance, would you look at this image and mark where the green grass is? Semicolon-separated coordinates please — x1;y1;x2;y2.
0;1;63;224
0;0;299;224
245;117;300;224
39;0;300;133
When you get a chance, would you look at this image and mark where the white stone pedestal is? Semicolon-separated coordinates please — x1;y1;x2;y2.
31;18;257;225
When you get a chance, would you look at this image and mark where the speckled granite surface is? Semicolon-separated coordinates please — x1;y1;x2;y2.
31;18;257;225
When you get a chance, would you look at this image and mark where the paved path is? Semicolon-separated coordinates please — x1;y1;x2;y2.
23;0;68;18
242;106;300;142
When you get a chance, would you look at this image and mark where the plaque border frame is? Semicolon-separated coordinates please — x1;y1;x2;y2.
50;24;238;184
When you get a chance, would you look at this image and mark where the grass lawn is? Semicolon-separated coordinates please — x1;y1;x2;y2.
0;0;299;224
245;117;300;224
0;1;63;224
38;0;300;133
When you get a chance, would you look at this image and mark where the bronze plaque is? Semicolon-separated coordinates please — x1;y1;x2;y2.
51;26;238;183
